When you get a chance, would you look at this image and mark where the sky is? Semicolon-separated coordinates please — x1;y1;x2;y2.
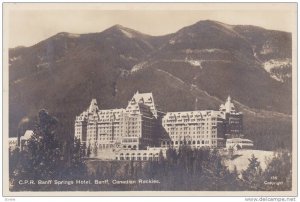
5;3;297;48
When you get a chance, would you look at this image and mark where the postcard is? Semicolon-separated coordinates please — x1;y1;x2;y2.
2;2;297;197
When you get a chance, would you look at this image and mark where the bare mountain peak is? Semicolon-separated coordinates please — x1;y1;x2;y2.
186;20;286;35
112;24;124;28
105;24;151;39
55;32;81;38
182;19;236;34
196;19;228;25
108;24;132;32
191;20;231;28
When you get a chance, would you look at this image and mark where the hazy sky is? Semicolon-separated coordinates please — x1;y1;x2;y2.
6;3;296;48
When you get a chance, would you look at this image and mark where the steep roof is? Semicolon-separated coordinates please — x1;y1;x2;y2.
220;96;236;113
88;99;99;114
126;91;158;116
21;130;34;140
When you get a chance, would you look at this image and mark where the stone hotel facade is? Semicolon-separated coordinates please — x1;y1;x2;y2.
161;96;243;149
75;91;164;151
161;110;226;148
74;92;243;155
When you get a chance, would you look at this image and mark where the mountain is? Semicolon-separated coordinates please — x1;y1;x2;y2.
134;20;292;113
9;20;293;150
233;24;292;82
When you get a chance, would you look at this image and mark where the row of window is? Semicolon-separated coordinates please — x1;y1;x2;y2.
161;140;213;145
117;156;159;161
88;125;123;129
91;144;115;149
229;129;242;133
164;119;209;123
168;130;216;135
165;126;213;130
87;131;141;138
163;117;215;122
119;152;159;156
122;145;138;149
122;138;139;143
169;134;214;139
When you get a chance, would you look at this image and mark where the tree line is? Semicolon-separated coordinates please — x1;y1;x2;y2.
9;109;292;191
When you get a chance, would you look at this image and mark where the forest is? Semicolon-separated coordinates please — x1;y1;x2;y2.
9;109;292;191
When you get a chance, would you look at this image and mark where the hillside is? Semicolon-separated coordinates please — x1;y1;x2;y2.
223;149;275;173
9;20;293;151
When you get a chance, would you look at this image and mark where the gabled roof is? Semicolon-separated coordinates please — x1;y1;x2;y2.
76;91;160;123
126;91;158;116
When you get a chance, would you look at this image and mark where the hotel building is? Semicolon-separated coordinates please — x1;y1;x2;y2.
74;91;163;151
161;110;226;148
75;92;244;158
161;96;243;149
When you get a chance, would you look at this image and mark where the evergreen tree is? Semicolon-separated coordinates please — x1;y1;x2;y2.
93;142;98;157
25;109;62;179
9;147;21;186
67;138;87;179
242;154;263;189
262;150;292;190
10;109;88;191
86;144;91;157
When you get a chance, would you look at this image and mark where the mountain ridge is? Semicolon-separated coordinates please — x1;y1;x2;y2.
9;20;293;150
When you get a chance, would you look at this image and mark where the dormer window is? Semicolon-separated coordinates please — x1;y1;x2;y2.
139;98;144;103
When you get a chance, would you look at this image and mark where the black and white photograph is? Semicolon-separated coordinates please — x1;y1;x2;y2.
2;2;297;197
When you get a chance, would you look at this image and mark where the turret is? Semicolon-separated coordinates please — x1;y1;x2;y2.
220;96;243;138
88;99;99;114
220;95;236;114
